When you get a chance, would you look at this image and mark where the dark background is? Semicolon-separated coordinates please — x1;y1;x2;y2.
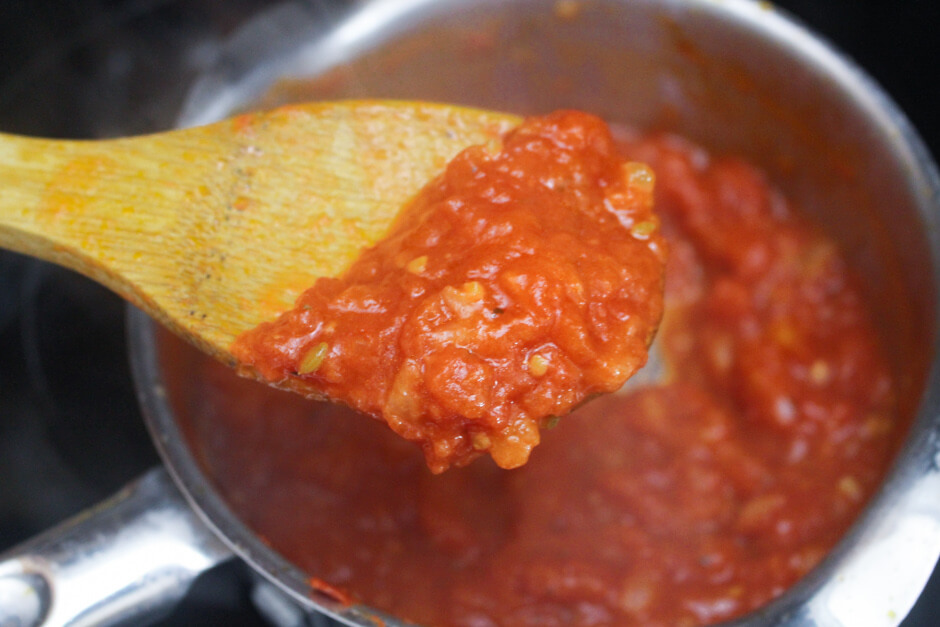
0;0;938;625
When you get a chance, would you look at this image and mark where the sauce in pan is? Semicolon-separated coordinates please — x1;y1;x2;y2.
187;130;897;626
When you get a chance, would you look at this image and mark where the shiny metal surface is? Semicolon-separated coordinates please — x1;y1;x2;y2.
0;469;231;626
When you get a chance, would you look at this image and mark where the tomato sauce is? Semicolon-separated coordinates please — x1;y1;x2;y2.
232;111;666;473
186;130;898;626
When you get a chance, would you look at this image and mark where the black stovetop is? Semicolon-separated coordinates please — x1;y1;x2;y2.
1;1;938;625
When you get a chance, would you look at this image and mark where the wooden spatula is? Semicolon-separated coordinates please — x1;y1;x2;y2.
0;100;519;365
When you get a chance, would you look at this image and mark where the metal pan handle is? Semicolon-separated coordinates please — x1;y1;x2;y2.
0;467;232;627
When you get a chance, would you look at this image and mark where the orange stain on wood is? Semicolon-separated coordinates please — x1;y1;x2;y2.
38;155;117;224
252;268;319;321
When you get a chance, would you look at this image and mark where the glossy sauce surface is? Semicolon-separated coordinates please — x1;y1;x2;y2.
233;111;665;472
186;131;898;626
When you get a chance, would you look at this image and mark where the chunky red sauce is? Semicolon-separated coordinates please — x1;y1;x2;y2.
184;131;899;626
233;111;666;472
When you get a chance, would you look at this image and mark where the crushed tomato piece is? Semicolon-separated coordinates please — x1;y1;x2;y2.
232;110;666;472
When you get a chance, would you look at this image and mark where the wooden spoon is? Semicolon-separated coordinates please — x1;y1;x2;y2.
0;100;520;365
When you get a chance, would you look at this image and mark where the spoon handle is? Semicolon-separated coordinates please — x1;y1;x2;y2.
0;123;275;362
0;130;219;317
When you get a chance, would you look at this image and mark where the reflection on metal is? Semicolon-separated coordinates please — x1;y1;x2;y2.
812;459;940;626
0;469;232;627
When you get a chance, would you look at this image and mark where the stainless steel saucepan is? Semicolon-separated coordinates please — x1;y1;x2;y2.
1;1;939;625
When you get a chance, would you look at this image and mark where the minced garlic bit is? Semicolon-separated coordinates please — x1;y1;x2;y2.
406;255;428;274
298;342;329;375
471;432;492;451
809;359;831;385
709;335;734;373
527;354;550;377
554;0;581;20
443;281;485;305
624;161;655;193
862;413;893;438
441;281;486;318
771;320;798;347
459;281;484;301
630;219;659;240
838;475;863;501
